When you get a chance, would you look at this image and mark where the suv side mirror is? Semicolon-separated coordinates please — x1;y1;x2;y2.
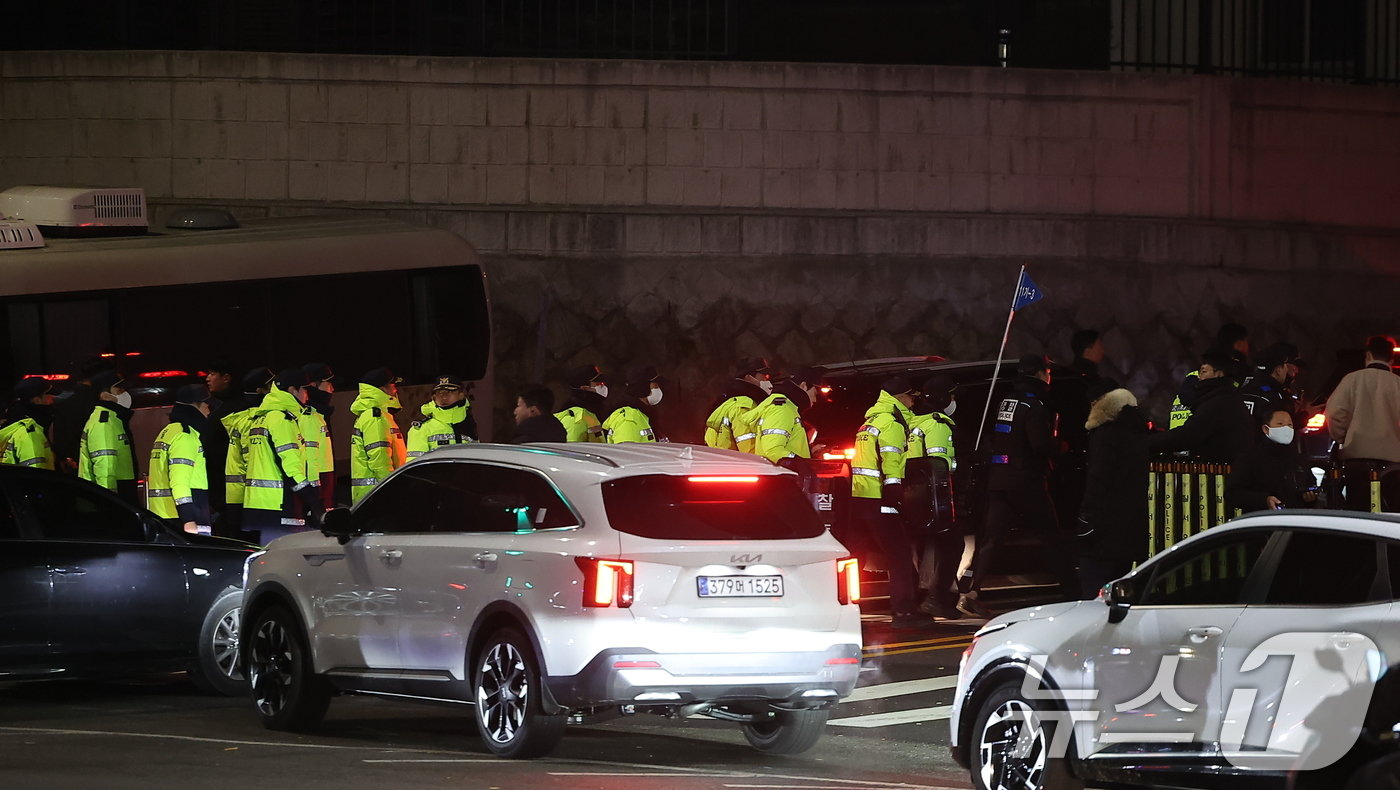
321;507;356;545
1105;578;1136;624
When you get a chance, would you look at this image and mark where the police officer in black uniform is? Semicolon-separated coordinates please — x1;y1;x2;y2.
961;354;1080;618
1241;343;1300;422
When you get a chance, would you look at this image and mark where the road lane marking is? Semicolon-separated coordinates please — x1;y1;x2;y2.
363;759;510;763
550;772;734;777
844;676;958;703
866;635;971;651
865;643;969;658
828;705;954;728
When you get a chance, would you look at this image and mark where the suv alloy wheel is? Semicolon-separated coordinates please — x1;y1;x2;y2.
473;628;566;758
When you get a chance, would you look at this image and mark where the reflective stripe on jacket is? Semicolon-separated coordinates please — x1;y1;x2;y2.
603;406;656;444
749;395;810;463
851;390;912;500
0;418;54;470
907;412;956;469
407;401;475;460
554;406;603;442
148;422;206;520
245;386;313;512
222;407;257;505
298;406;333;477
79;405;135;490
350;383;405;503
704;395;757;452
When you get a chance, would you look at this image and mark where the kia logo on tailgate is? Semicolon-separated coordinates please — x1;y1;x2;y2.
731;553;763;564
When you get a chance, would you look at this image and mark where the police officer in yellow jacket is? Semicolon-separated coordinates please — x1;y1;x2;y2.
907;374;962;620
408;375;477;460
0;377;56;470
704;357;773;452
350;368;407;504
850;376;923;628
221;367;274;530
149;384;215;534
555;365;609;442
605;367;663;444
750;367;826;463
244;369;322;545
78;370;139;507
300;362;337;508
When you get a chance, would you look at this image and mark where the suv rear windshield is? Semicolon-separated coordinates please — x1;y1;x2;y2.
601;474;824;541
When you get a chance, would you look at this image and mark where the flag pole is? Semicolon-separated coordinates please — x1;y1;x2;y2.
975;265;1025;453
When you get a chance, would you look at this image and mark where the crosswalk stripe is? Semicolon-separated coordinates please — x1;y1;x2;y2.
828;705;954;728
844;676;958;703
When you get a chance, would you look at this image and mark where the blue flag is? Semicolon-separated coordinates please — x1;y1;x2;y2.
1012;269;1045;311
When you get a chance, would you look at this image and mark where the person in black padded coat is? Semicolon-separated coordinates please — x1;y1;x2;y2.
1077;379;1149;598
1226;405;1320;513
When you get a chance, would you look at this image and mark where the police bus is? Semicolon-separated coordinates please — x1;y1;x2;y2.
0;210;493;454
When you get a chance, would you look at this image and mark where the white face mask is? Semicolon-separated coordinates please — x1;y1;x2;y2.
944;399;957;416
115;391;133;410
645;388;664;406
759;380;773;394
1266;425;1294;445
592;384;609;400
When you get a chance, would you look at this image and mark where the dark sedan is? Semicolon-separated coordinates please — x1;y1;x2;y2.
0;466;256;695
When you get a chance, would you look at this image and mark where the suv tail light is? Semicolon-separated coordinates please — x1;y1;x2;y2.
575;557;634;608
1304;413;1327;433
836;557;861;604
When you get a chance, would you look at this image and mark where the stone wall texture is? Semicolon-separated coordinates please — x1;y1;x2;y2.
2;51;1399;439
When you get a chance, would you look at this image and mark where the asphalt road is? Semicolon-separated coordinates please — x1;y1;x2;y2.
0;613;982;790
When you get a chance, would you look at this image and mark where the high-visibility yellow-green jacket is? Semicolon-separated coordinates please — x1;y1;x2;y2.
0;417;54;470
222;407;258;506
554;406;603;442
749;394;811;462
1168;370;1199;430
245;387;313;512
78;404;136;491
603;406;656;443
298;406;333;477
407;402;474;461
148;421;206;520
705;395;759;453
851;391;912;502
350;384;406;503
907;412;956;470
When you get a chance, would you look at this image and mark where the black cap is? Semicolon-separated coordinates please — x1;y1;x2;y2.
242;366;275;393
432;375;468;392
1255;342;1300;371
1087;377;1122;403
175;383;213;405
736;356;773;377
91;369;126;393
361;368;402;388
13;377;52;401
628;365;660;384
276;368;310;390
880;375;916;396
1016;354;1051;377
566;364;604;388
302;362;334;383
791;366;827;387
921;373;956;396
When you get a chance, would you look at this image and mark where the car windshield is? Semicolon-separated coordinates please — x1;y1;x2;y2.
601;474;825;541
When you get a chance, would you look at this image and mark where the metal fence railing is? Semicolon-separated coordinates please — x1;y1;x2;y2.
1112;0;1400;86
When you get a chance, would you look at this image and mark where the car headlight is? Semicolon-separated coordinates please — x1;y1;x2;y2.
242;550;266;589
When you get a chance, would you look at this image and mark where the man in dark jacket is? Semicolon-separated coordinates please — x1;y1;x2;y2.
1240;344;1298;422
962;354;1080;618
511;384;567;443
1077;380;1149;597
1049;329;1105;554
1227;405;1321;513
1150;351;1255;464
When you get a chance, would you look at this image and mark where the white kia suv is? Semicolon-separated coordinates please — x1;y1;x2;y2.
240;443;863;758
951;510;1400;790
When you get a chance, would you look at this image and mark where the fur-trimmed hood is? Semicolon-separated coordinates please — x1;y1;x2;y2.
1086;388;1138;430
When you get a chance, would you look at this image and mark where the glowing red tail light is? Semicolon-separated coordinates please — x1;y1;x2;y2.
575;557;634;608
139;370;189;378
836;557;861;605
822;446;856;461
1304;413;1327;433
26;373;71;381
688;475;759;483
